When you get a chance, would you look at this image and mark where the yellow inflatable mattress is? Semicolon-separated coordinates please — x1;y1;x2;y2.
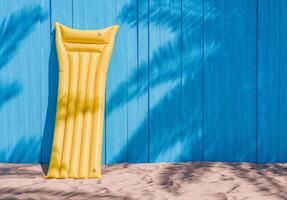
46;22;119;179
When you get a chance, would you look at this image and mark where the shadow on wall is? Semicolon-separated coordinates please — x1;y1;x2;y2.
40;1;220;164
107;0;219;162
41;30;58;164
0;5;47;161
0;82;21;109
0;137;40;163
0;5;47;108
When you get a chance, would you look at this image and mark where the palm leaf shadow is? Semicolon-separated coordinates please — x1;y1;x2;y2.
0;5;47;161
107;0;219;162
0;5;47;108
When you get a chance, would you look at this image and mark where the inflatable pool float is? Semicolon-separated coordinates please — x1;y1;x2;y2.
46;22;119;179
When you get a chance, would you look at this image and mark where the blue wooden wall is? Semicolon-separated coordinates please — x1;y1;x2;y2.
0;0;287;164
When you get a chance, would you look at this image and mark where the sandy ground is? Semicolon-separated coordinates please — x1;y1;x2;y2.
1;162;287;200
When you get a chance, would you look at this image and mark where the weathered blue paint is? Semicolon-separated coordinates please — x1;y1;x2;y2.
0;0;286;164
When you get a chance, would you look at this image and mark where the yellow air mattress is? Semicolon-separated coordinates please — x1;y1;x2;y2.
46;22;119;179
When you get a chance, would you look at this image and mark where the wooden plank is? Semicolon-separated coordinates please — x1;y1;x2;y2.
203;0;234;161
4;0;21;162
0;0;12;162
25;0;43;163
279;0;287;162
181;0;203;161
257;0;280;163
105;0;128;163
72;0;83;28
105;0;149;163
128;0;149;163
225;0;257;162
40;0;52;164
121;0;149;163
134;0;149;163
1;1;19;162
16;0;32;162
149;0;182;162
51;0;72;27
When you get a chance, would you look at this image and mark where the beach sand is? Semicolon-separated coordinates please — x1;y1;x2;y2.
1;162;287;199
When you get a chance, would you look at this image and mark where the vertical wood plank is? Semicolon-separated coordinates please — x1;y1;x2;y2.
181;0;203;161
125;0;149;163
6;0;22;162
100;0;117;165
105;0;128;163
204;0;233;161
149;0;182;162
26;0;43;163
0;0;6;161
279;0;287;162
72;0;84;29
225;0;257;162
17;0;32;162
0;0;12;162
51;0;72;27
258;0;280;163
40;0;52;164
